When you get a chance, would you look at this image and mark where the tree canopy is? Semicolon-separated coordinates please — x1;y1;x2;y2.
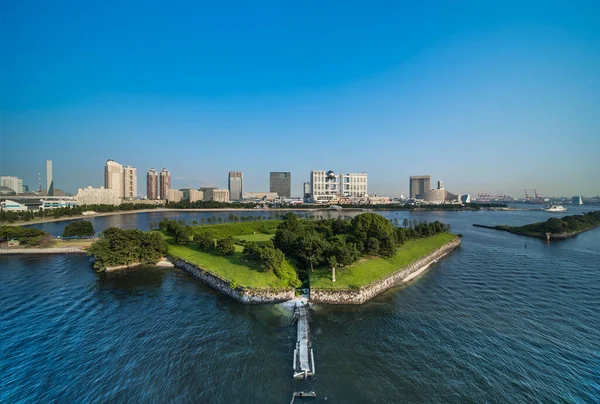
62;220;95;238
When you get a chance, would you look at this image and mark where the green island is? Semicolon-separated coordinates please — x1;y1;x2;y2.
83;213;459;302
474;211;600;240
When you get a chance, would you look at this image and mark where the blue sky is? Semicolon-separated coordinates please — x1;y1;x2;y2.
2;0;599;197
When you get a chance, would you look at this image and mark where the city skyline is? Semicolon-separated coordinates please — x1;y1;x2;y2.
2;2;599;197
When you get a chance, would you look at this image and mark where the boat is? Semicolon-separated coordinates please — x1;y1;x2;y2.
544;204;567;212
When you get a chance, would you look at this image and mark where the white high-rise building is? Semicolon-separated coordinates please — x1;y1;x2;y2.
1;176;22;193
105;160;124;197
309;170;367;203
76;186;121;206
123;166;137;200
46;160;54;196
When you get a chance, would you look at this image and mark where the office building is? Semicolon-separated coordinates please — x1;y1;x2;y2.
303;182;311;203
75;186;121;205
409;175;431;199
309;170;367;203
160;168;171;200
147;168;159;200
201;187;229;202
123;166;137;200
105;160;124;196
228;171;243;201
182;188;204;203
167;189;183;203
46;160;54;196
572;196;583;205
1;176;22;194
270;172;291;198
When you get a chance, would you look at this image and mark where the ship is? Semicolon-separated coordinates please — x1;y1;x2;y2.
544;204;567;213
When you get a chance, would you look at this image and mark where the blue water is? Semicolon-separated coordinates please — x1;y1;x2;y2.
2;208;600;402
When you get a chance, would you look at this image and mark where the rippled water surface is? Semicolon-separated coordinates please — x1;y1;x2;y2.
2;207;600;403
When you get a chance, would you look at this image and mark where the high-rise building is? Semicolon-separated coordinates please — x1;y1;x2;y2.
160;168;171;200
123;166;137;200
228;171;243;201
409;175;431;199
146;168;159;200
270;172;291;198
75;186;121;205
303;182;311;203
572;196;583;205
309;170;367;203
105;160;124;197
46;160;54;196
0;176;22;193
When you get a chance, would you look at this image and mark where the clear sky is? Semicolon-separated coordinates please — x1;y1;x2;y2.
2;0;599;198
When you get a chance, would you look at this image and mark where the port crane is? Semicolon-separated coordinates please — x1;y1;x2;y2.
524;189;530;200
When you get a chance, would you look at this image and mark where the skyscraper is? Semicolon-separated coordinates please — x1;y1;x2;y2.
228;171;243;201
147;168;158;200
46;160;54;196
409;175;431;199
270;172;291;198
123;166;137;200
105;159;124;197
160;168;171;200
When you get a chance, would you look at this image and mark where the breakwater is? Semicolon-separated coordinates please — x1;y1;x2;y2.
0;247;87;255
169;256;295;304
473;223;600;240
310;237;460;304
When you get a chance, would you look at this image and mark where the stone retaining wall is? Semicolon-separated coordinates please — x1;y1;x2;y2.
169;256;295;304
310;237;461;304
0;247;87;255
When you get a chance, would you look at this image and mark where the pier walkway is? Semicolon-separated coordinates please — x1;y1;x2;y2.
292;301;315;379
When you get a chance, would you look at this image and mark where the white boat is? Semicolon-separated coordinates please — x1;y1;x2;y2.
544;204;567;212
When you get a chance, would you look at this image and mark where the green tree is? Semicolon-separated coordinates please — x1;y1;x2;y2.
403;218;409;228
62;220;95;238
298;231;326;272
216;237;235;255
193;231;214;250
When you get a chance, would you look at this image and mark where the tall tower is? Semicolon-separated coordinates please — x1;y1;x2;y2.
105;160;124;197
46;160;54;196
228;171;243;200
123;166;137;200
409;175;431;199
147;168;159;200
270;172;291;198
160;168;171;200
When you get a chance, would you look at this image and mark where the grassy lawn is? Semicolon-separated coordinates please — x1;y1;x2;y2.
192;221;281;239
164;235;289;289
233;233;274;244
310;233;457;290
51;238;96;249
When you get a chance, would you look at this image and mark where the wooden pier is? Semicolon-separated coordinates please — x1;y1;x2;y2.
292;301;315;379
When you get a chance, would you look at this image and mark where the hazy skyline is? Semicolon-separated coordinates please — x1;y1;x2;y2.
2;1;599;197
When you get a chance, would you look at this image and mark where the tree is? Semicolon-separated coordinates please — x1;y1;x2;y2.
62;220;95;238
216;237;235;255
193;231;214;250
298;232;326;272
403;218;409;228
175;226;193;246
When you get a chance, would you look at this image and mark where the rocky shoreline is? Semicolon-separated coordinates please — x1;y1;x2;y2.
169;256;295;304
310;237;461;304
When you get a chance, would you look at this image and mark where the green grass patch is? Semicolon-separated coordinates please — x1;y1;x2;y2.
164;234;290;289
192;221;281;238
233;233;274;244
310;233;457;290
